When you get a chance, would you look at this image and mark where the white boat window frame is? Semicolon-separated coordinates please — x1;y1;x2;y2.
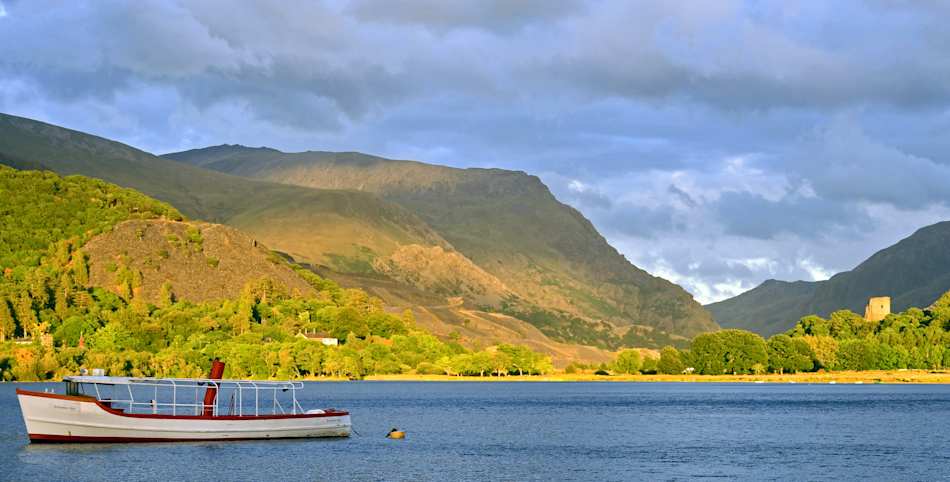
63;376;305;417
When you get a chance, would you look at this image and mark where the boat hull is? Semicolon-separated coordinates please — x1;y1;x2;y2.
17;389;351;443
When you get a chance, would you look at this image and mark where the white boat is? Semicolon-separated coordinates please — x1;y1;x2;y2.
17;361;351;443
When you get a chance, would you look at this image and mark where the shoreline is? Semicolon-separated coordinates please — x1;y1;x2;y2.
358;370;950;385
358;370;950;384
6;370;948;384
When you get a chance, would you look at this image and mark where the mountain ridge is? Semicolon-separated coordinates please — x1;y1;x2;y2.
708;221;950;335
165;145;718;342
0;112;716;350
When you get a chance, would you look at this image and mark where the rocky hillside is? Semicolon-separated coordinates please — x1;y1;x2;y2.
708;221;950;335
84;219;316;303
373;244;512;307
166;146;718;346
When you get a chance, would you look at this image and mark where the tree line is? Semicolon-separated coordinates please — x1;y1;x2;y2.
604;294;950;375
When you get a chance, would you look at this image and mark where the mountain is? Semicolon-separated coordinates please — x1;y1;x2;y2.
0;162;602;370
0;113;447;269
0;114;627;359
165;146;718;345
0;112;715;351
0;166;566;381
707;221;950;335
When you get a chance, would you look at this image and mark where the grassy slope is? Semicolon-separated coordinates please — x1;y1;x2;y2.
0;113;618;359
165;146;717;342
0;113;446;270
708;221;950;335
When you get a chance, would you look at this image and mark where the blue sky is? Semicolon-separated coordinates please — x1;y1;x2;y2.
3;0;950;303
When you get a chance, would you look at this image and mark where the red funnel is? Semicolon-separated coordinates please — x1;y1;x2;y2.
202;359;225;416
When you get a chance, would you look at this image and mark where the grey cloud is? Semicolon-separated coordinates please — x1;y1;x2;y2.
714;191;872;240
602;203;679;239
786;118;950;210
534;1;950;110
347;0;584;34
668;185;697;209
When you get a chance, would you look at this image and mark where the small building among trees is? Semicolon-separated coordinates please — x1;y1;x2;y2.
296;331;339;346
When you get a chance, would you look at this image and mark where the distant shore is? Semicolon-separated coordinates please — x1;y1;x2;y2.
7;370;948;384
359;370;950;384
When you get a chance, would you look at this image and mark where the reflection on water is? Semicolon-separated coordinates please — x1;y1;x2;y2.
3;382;949;481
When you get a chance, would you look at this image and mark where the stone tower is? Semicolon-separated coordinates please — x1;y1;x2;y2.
864;296;891;322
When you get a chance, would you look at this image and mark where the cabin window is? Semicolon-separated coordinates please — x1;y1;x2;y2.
66;381;80;396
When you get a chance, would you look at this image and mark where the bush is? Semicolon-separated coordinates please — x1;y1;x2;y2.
611;349;642;374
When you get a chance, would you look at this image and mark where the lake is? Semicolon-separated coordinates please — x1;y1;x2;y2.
2;382;949;481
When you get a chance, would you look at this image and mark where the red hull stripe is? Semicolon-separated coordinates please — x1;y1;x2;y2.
16;389;348;420
29;433;348;443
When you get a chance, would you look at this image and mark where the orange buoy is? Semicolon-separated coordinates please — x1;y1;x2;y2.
386;428;406;439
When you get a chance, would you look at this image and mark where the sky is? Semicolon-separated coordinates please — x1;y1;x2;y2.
3;0;950;303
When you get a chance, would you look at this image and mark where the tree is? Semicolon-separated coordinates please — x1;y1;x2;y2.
533;355;554;375
72;250;89;286
791;315;830;337
469;351;493;377
0;297;14;342
690;333;726;375
491;351;511;376
836;339;879;371
801;335;838;370
767;334;813;374
54;272;72;317
720;330;768;374
14;293;38;339
640;355;658;374
827;310;867;339
612;349;642;374
690;330;768;375
158;282;175;308
498;344;538;375
657;346;685;374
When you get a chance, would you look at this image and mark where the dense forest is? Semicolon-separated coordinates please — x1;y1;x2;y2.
0;167;553;381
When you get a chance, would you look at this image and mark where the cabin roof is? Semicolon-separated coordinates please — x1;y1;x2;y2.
63;375;301;389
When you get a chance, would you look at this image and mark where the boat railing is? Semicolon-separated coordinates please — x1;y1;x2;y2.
64;376;306;417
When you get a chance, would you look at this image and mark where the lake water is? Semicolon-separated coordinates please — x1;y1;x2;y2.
1;382;949;481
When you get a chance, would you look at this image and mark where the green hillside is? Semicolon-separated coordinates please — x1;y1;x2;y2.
0;165;181;273
165;146;718;345
0;113;631;356
708;221;950;335
0;112;716;350
0;167;555;381
0;113;448;270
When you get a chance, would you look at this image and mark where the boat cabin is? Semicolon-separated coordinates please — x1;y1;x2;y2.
63;375;310;417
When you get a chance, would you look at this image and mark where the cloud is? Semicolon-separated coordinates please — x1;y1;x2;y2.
714;190;871;240
347;0;584;34
4;1;950;303
788;117;950;210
